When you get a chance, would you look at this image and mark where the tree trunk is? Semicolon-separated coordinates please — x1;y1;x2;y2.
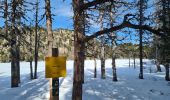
11;44;19;87
165;63;170;81
129;53;131;68
133;54;136;69
94;58;97;78
72;44;84;100
72;0;85;100
139;0;144;79
101;57;105;79
112;56;117;81
11;0;19;88
29;28;33;79
16;36;20;83
81;46;85;84
156;61;161;72
34;0;39;79
109;2;117;81
4;0;8;37
30;60;33;79
100;10;105;79
155;39;161;72
45;0;53;57
139;30;143;79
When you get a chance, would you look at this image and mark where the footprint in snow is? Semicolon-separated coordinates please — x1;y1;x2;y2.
167;82;170;86
149;89;164;95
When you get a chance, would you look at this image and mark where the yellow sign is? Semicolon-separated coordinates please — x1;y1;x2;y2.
45;56;66;78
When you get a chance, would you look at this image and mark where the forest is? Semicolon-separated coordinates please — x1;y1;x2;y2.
0;0;170;100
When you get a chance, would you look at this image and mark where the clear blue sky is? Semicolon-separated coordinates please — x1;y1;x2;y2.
0;0;73;30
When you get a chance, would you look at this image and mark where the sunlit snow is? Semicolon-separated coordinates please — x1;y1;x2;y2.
0;59;170;100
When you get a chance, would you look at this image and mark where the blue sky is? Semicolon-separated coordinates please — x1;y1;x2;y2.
49;0;73;29
0;0;73;29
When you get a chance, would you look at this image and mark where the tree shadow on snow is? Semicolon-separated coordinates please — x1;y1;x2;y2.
83;60;170;100
0;71;49;100
0;68;74;100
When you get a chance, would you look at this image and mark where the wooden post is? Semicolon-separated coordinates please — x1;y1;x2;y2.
50;48;59;100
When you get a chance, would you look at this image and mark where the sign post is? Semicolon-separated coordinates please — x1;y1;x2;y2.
51;48;59;100
45;48;66;100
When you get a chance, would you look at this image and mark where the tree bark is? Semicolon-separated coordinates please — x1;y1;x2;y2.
99;10;105;79
11;0;19;87
155;38;161;72
34;0;39;79
4;0;8;37
29;28;33;79
45;0;53;57
112;56;117;81
109;2;117;81
165;63;170;81
72;0;85;100
94;58;97;78
156;61;161;72
139;0;144;79
30;60;33;79
129;53;131;68
133;54;136;69
16;35;20;83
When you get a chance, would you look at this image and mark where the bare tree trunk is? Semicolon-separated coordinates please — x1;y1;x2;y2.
81;11;85;84
165;63;170;81
4;0;8;37
155;38;161;72
16;35;20;83
156;61;161;72
133;54;136;69
45;0;53;57
81;43;85;84
30;60;33;79
11;0;19;87
34;0;39;79
101;55;105;79
112;56;117;81
72;0;85;99
94;58;97;78
100;10;105;79
139;0;144;79
129;53;131;68
109;2;117;81
29;27;33;79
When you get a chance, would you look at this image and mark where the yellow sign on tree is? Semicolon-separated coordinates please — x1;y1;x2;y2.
45;56;66;78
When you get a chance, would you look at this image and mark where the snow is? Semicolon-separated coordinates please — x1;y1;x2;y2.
0;59;170;100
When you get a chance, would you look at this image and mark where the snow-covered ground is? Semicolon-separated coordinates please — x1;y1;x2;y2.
0;59;170;100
